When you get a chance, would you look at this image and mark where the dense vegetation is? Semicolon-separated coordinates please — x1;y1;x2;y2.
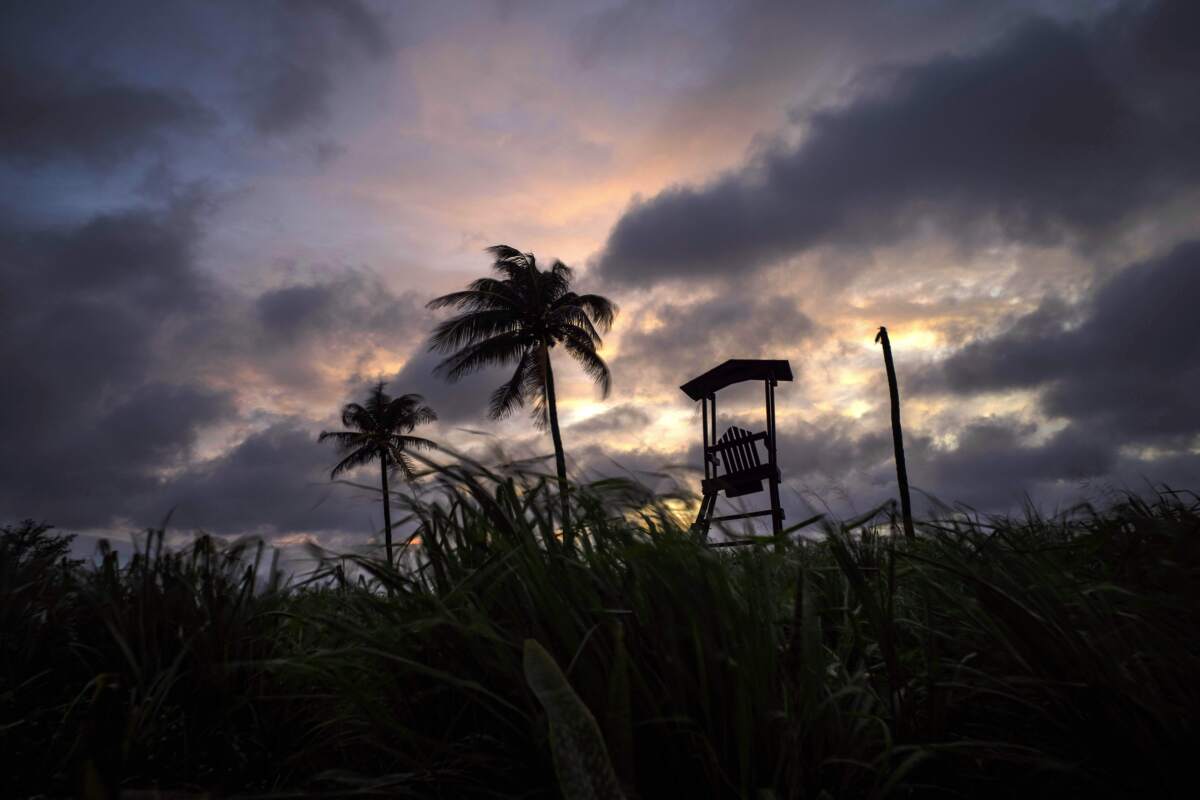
3;458;1198;798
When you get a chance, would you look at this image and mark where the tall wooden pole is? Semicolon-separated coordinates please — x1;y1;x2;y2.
876;327;915;541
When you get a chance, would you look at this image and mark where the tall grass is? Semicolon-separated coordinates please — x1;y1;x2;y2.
2;467;1197;798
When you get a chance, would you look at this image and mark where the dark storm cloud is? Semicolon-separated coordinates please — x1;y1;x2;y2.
162;422;373;535
0;188;421;532
566;441;699;501
906;419;1117;510
901;415;1195;513
0;190;239;525
932;241;1200;443
0;193;214;427
1;0;393;158
0;62;214;169
613;293;817;393
388;348;508;426
0;381;236;530
239;0;393;135
695;412;1141;517
255;271;418;344
596;0;1200;285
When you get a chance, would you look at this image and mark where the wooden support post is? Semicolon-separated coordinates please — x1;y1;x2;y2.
709;393;717;464
766;379;783;550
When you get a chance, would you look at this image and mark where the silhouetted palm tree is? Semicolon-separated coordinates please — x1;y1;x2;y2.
876;326;915;541
319;382;438;566
427;245;616;540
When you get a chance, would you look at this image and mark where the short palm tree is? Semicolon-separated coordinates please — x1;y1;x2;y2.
318;382;438;566
427;245;616;540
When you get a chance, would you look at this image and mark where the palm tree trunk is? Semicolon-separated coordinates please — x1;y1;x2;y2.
541;344;572;545
379;451;394;567
876;327;915;541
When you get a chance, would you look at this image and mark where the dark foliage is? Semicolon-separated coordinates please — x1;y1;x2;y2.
2;476;1197;798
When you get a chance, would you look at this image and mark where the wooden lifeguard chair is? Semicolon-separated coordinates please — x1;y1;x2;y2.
680;359;792;544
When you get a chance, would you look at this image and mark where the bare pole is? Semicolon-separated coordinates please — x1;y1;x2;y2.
876;326;915;541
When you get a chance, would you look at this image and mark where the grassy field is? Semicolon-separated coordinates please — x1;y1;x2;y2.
3;457;1198;798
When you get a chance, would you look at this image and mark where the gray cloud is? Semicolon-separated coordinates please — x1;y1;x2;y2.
239;0;393;135
595;0;1200;286
568;404;652;436
256;272;415;343
387;348;508;427
614;293;817;395
932;241;1200;443
0;62;214;170
0;190;236;526
691;410;1185;519
4;0;1199;535
1;0;393;163
906;419;1117;510
162;421;374;535
0;186;424;533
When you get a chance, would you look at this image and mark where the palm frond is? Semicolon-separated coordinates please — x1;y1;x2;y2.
485;244;525;263
392;396;438;428
329;445;378;479
392;434;438;452
435;332;528;382
391;451;419;482
486;245;532;283
317;430;365;449
572;293;617;332
542;260;573;303
561;328;612;397
427;280;520;313
465;277;522;304
339;402;371;430
548;304;602;347
428;309;522;353
488;351;533;420
523;351;550;429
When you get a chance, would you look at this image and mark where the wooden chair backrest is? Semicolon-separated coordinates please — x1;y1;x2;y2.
712;426;763;477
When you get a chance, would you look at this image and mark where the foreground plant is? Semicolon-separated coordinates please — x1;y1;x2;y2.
3;473;1197;798
524;639;626;800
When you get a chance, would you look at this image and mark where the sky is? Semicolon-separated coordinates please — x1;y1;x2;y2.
3;0;1199;555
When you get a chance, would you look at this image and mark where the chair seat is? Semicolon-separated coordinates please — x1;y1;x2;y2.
702;463;778;497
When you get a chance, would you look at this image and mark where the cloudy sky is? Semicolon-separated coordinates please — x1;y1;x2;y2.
3;0;1198;551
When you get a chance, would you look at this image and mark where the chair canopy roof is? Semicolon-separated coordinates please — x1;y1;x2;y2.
679;359;793;401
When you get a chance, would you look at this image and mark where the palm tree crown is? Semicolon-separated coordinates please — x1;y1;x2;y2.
426;245;616;424
319;382;438;480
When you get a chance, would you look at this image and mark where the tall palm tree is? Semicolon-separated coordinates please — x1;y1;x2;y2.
875;326;915;541
318;382;438;567
427;245;616;540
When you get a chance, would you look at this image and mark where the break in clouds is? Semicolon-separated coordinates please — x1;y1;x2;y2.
2;0;1198;546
